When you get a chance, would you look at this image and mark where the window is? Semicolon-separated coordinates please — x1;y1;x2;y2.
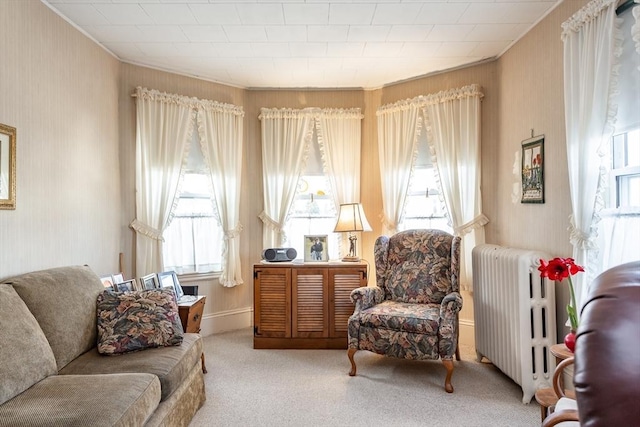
281;134;340;260
399;131;452;233
596;5;640;271
163;133;223;274
608;128;640;208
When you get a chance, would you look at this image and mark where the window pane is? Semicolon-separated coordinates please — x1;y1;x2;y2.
163;216;222;274
400;164;452;234
612;133;626;169
181;173;212;197
163;171;222;273
283;174;339;259
628;129;640;168
618;174;640;207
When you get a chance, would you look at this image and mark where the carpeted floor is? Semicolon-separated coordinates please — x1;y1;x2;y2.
190;329;541;427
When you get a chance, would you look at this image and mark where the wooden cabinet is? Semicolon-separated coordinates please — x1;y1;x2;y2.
178;295;207;373
178;295;206;333
253;262;367;349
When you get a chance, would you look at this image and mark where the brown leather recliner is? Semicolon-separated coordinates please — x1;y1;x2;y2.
575;260;640;426
543;261;640;426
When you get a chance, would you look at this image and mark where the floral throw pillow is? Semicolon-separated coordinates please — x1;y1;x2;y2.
96;289;184;355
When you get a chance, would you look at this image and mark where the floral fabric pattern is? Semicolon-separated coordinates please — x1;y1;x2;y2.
97;289;184;355
348;229;462;360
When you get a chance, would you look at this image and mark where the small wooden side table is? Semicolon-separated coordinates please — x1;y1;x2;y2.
535;344;574;421
178;296;207;374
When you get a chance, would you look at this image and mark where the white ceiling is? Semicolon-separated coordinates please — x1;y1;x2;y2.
43;0;562;89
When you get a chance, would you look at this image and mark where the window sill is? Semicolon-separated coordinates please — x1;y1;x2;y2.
600;207;640;217
177;271;221;283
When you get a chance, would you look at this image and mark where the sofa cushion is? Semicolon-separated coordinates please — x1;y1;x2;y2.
60;333;202;402
358;300;441;334
0;373;160;427
96;289;184;355
0;284;57;406
4;265;105;370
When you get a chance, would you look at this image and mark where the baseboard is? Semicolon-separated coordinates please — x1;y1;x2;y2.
199;308;475;347
459;318;475;347
200;307;253;337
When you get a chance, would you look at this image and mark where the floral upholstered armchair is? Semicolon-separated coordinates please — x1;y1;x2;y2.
347;229;462;393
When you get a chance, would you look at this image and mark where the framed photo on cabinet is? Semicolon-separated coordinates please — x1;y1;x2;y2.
115;279;136;292
140;273;159;290
100;276;116;291
157;271;184;300
304;235;328;262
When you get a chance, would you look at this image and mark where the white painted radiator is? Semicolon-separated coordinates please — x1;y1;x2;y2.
472;244;556;404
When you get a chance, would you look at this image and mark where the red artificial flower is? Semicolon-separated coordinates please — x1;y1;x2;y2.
538;257;585;332
538;257;584;281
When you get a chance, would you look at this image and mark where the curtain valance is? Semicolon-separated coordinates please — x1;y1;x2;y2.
377;84;484;115
561;0;619;36
133;87;244;116
259;107;363;120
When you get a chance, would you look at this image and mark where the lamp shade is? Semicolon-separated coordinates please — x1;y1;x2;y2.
334;203;372;233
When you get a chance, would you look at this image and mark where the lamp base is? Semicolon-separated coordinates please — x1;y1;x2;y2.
341;256;361;262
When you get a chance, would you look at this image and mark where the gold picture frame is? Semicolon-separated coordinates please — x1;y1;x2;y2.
0;123;16;210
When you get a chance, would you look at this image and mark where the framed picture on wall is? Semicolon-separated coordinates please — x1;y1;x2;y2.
521;135;545;204
0;123;16;210
304;235;328;262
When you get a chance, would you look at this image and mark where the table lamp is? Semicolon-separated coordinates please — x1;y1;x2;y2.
333;203;371;262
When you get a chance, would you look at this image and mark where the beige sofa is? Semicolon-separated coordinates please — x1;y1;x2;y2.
0;265;206;427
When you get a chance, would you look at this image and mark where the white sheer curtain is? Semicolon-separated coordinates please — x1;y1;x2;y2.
316;108;364;259
197;101;245;287
376;101;422;235
562;0;620;309
131;87;194;276
422;84;488;291
259;108;315;248
315;108;364;206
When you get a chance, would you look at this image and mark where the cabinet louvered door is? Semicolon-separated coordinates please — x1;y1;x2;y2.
292;268;329;338
254;267;291;338
330;267;367;337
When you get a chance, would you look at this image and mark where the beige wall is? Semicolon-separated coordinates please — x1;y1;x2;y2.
3;0;590;342
0;0;120;279
496;0;589;340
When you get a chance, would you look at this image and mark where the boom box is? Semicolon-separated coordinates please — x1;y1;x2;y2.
262;247;297;262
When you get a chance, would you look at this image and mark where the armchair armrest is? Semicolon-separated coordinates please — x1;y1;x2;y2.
438;291;463;359
541;357;579;427
350;286;384;313
541;408;580;427
439;291;463;320
552;357;575;399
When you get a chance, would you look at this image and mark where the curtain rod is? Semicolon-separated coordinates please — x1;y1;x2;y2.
617;0;636;15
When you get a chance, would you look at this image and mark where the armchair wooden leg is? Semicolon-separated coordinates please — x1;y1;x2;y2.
442;359;454;393
455;345;461;361
348;348;358;376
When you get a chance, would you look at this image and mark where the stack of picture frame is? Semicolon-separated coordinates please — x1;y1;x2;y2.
99;273;136;293
99;271;185;301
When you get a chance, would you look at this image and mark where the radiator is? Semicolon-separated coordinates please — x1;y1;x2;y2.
472;244;556;404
